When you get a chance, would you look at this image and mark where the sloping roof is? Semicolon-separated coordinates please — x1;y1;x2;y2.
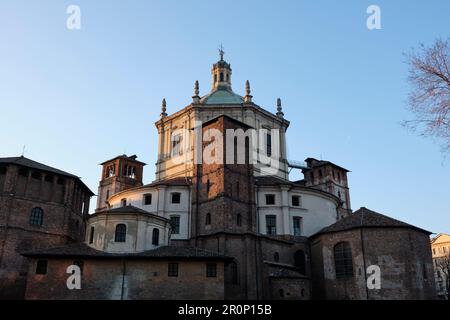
144;177;192;188
21;243;232;261
312;207;431;237
200;89;244;105
304;157;350;173
91;205;170;222
100;154;146;166
0;156;94;195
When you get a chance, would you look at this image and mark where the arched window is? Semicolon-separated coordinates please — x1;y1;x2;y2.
230;261;238;284
237;214;242;227
274;252;280;262
115;224;126;242
220;72;224;82
152;228;159;246
206;213;211;225
294;250;306;275
334;242;353;278
30;207;43;226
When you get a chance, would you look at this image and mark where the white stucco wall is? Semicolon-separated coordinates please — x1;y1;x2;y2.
107;185;191;240
257;186;338;237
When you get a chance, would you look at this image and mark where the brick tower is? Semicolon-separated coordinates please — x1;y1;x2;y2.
96;155;146;212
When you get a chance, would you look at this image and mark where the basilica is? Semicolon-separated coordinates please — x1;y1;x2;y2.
0;53;437;300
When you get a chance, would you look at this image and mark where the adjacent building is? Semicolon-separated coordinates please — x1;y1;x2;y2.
431;233;450;299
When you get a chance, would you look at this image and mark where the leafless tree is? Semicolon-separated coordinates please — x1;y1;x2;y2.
403;38;450;152
435;253;450;300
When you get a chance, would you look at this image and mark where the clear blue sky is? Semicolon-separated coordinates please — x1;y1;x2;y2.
0;0;449;234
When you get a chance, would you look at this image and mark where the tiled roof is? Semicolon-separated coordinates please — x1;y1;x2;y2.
91;205;170;222
304;157;350;172
312;207;431;237
0;156;94;195
144;177;192;188
200;89;244;105
21;243;232;261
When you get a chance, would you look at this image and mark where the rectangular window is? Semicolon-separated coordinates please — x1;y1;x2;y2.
170;216;180;235
171;193;181;204
266;133;272;157
293;217;302;236
168;263;179;277
36;260;48;275
266;215;277;235
206;263;217;278
292;195;301;207
89;226;95;244
172;134;183;156
144;194;152;205
265;194;275;205
121;199;127;207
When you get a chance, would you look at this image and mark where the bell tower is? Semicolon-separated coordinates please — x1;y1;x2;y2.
212;46;232;91
96;154;146;212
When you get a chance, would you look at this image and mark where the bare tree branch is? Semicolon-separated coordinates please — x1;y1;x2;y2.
404;38;450;152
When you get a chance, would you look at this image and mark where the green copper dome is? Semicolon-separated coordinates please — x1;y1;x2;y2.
200;88;244;105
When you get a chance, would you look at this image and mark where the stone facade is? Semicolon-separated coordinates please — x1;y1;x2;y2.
24;255;227;300
0;157;93;299
310;209;436;300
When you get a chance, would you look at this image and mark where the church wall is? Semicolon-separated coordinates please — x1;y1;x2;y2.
0;164;90;299
86;214;170;253
311;228;436;300
257;187;338;237
24;258;225;300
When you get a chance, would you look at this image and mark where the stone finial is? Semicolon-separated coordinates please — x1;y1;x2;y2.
192;80;200;104
276;98;284;118
195;80;199;96
244;80;253;103
161;98;167;118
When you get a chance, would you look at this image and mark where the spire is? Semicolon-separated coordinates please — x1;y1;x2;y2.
276;98;284;118
244;80;253;103
219;44;225;61
192;80;200;104
161;98;167;118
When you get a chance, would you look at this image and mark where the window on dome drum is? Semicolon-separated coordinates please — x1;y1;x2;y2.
334;242;353;278
292;195;301;207
237;214;242;227
121;198;127;207
89;226;95;244
294;250;306;275
36;260;47;275
265;194;275;205
266;215;277;235
171;192;181;204
206;263;217;278
73;260;84;275
220;72;224;82
293;217;302;236
205;213;211;226
115;224;127;242
30;207;44;226
171;134;183;156
266;133;272;157
230;262;238;284
168;263;178;277
152;228;159;246
170;216;180;235
144;194;152;205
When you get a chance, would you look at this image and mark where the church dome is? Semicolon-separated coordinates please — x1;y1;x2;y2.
200;88;244;105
